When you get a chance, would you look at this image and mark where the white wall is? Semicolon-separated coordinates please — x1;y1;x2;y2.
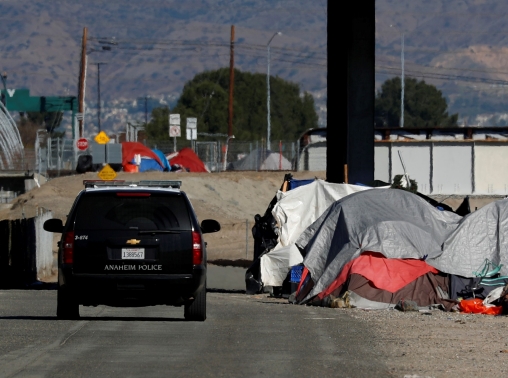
433;144;472;195
475;144;508;194
390;144;432;194
374;145;390;183
374;141;508;195
298;142;326;171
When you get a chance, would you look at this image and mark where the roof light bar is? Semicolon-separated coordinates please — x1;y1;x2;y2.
83;180;182;189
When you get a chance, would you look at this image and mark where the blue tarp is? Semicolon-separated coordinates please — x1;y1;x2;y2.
131;157;163;172
152;149;171;171
288;179;315;190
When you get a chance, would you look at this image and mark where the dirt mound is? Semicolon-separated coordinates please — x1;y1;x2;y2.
0;170;325;261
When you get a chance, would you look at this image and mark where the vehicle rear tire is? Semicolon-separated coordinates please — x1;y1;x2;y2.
57;287;80;320
184;283;206;321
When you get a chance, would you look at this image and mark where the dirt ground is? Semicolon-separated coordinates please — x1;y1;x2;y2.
345;307;508;377
2;170;508;377
0;170;327;263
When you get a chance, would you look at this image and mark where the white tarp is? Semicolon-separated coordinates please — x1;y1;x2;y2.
260;180;376;286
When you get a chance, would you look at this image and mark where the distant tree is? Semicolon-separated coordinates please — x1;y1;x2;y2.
144;106;170;140
17;111;65;148
146;68;318;141
19;111;64;134
375;77;458;128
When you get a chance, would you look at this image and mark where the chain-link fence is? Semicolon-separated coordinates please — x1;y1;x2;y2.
8;136;307;176
145;139;299;172
4;134;78;176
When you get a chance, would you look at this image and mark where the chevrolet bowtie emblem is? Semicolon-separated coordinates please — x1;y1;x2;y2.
126;239;141;245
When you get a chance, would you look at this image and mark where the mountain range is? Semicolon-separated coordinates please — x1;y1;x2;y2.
0;0;327;137
376;0;508;126
1;0;508;138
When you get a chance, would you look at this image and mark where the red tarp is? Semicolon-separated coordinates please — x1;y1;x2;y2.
459;298;503;315
317;252;438;300
169;147;208;172
121;142;162;167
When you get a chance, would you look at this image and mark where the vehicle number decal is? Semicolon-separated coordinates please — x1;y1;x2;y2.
75;235;88;240
122;248;145;259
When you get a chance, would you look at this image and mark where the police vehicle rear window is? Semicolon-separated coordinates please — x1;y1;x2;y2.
74;192;191;230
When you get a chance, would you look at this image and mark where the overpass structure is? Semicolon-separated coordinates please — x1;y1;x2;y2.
327;0;375;185
0;89;78;196
0;88;78;141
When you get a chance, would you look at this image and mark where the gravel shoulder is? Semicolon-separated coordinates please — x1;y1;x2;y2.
341;306;508;377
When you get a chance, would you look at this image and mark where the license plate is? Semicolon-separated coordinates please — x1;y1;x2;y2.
121;248;145;259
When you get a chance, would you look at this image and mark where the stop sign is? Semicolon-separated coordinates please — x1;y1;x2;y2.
77;138;89;151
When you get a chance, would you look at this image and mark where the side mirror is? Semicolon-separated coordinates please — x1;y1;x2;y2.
200;219;221;234
43;218;64;233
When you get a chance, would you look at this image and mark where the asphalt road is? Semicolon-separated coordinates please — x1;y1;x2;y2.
0;288;391;378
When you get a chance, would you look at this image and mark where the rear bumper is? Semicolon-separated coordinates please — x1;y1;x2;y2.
59;265;206;306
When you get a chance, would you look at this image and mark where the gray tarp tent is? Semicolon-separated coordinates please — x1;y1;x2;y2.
296;189;508;303
229;149;292;171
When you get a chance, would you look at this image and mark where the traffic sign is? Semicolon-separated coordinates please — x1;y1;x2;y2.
98;164;117;180
187;117;197;129
169;125;181;137
94;131;110;144
169;114;180;126
76;138;89;151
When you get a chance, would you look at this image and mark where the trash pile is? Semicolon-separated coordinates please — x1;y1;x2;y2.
246;174;508;315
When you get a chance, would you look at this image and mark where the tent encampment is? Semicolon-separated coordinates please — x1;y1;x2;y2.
294;189;508;309
229;148;292;171
259;180;376;287
121;142;164;172
167;147;209;172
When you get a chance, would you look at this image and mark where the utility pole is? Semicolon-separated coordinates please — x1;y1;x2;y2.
228;25;235;138
144;96;148;125
96;62;107;132
224;25;235;171
78;27;87;137
266;31;281;150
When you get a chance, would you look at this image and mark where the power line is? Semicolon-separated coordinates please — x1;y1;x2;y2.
377;58;508;77
88;36;326;55
376;66;508;86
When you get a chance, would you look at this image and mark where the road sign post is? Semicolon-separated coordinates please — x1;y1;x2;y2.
77;138;89;151
94;131;110;144
186;117;197;149
169;114;180;152
98;164;117;180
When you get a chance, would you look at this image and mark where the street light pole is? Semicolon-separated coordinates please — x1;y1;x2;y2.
266;31;281;151
96;62;107;132
400;32;405;128
144;96;148;125
391;25;405;128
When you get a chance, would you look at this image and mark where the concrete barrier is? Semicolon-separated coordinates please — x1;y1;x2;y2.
0;209;54;288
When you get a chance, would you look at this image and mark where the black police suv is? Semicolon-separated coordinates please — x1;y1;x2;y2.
43;180;220;321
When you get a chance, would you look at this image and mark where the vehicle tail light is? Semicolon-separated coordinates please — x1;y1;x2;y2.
116;192;151;197
63;231;74;264
192;231;203;265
